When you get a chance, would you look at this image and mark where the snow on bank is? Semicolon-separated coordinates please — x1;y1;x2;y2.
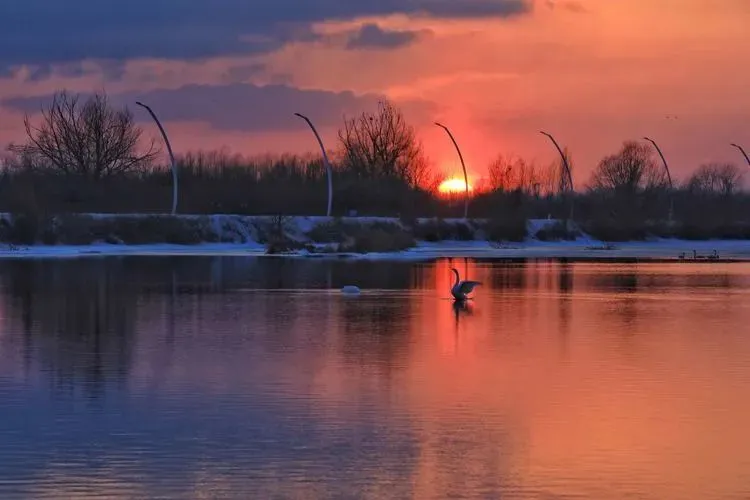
1;214;749;261
3;238;750;261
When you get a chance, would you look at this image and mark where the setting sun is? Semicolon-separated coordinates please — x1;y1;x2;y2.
438;177;473;195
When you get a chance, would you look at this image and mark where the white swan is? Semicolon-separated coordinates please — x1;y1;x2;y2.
450;268;481;301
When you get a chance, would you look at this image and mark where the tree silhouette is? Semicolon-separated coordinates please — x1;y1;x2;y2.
338;100;429;187
12;90;157;179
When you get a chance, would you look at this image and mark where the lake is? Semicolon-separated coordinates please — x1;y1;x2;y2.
1;257;750;499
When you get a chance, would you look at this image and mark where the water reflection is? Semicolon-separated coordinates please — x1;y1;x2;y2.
2;260;136;401
0;258;750;498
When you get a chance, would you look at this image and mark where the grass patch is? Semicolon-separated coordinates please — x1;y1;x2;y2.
305;219;415;253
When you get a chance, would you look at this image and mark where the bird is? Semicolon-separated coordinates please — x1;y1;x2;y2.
341;285;361;295
450;267;481;301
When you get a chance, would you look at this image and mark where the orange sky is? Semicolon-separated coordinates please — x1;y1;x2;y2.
1;0;749;187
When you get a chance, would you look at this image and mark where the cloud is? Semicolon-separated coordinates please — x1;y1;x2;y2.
345;24;429;50
2;83;435;133
0;1;532;72
221;63;268;84
543;0;587;13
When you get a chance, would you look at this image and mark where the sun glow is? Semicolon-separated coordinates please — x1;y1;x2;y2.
438;177;473;195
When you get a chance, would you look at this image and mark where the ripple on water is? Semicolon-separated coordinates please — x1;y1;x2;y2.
0;257;749;499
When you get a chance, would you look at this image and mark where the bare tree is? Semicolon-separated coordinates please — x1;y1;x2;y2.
487;154;543;194
12;90;157;178
589;140;666;193
687;163;744;196
488;154;516;191
338;100;429;187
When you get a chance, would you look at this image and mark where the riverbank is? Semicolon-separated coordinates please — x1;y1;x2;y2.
0;213;749;260
2;236;750;261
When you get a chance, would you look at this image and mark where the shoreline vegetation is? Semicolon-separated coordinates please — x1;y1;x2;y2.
2;214;750;262
1;90;749;257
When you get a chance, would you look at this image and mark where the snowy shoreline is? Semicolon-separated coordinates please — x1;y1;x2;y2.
1;214;749;261
2;239;750;261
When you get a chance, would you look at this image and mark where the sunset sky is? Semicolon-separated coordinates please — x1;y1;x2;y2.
1;0;748;186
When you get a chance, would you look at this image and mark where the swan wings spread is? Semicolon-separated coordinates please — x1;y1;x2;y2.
457;280;481;295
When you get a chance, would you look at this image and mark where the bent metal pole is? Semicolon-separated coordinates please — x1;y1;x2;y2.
731;143;750;167
643;137;674;188
136;101;178;215
643;136;674;222
435;122;469;219
540;131;574;221
295;113;333;217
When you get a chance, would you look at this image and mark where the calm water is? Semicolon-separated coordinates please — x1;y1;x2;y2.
1;257;750;499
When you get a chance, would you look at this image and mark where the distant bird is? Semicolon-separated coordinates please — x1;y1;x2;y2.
341;285;361;295
450;267;481;301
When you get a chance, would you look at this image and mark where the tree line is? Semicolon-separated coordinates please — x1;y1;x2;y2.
1;90;748;240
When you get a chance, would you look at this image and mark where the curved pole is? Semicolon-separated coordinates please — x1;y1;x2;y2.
539;131;573;192
435;122;469;219
540;131;574;223
643;136;674;222
643;137;673;188
136;101;178;215
731;143;750;167
295;113;333;217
